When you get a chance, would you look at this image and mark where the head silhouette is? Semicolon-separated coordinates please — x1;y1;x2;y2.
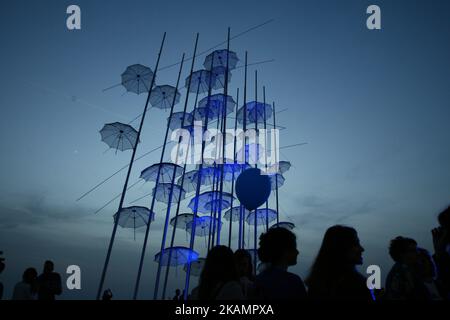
175;289;180;296
234;249;254;279
258;227;299;267
23;268;38;284
306;225;364;291
198;245;239;300
389;236;418;266
43;260;54;274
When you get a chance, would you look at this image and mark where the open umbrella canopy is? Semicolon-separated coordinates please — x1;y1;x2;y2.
246;208;278;226
237;101;272;124
268;161;292;175
121;64;154;95
183;258;206;276
188;191;234;214
197;94;236;119
224;206;251;222
168;112;194;131
210;66;232;90
152;183;186;204
140;162;184;184
185;70;213;94
154;246;199;266
113;206;155;228
100;122;139;152
169;213;195;229
270;221;295;230
178;169;214;193
203;49;239;70
186;216;222;237
268;173;285;190
150;85;181;110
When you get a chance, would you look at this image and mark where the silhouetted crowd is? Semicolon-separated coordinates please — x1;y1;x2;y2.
181;205;450;301
1;206;449;301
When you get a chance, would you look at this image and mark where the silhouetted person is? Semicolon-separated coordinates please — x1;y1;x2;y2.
37;260;62;300
173;289;181;300
432;205;450;299
102;289;113;300
194;245;244;300
180;290;186;301
0;251;4;300
12;268;38;300
385;236;428;300
417;248;444;300
253;227;306;300
306;225;372;300
234;249;254;298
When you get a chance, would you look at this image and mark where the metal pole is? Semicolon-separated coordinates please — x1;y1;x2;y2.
96;32;166;300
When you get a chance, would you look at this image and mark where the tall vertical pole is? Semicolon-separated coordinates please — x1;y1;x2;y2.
253;70;258;276
239;51;248;249
228;88;239;248
96;33;166;300
263;86;270;231
272;101;280;224
133;35;199;300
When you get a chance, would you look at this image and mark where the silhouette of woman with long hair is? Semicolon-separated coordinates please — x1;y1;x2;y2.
197;245;244;300
306;225;372;300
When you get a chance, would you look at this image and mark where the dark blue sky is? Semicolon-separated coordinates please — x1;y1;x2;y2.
1;0;449;299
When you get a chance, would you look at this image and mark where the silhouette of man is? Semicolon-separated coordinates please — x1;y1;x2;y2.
37;260;62;300
173;289;181;300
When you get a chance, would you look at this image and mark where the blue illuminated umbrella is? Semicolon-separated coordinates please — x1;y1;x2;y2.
150;85;180;110
186;216;222;237
210;66;232;90
188;191;234;214
203;49;239;70
201;163;250;182
152;183;186;204
100;122;139;152
270;221;295;230
154;246;199;266
237;101;272;124
121;64;154;95
246;208;278;226
140;163;184;184
178;169;214;193
185;70;213;94
168;112;194;131
268;161;291;175
197;94;236;119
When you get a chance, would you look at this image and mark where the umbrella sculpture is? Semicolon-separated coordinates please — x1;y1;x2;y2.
246;208;278;226
154;246;199;266
203;49;239;70
150;85;181;110
140;162;184;184
152;183;186;204
94;30;296;301
121;64;154;95
188;191;234;214
185;70;214;94
100;122;139;152
211;66;232;90
186;216;222;237
113;206;155;240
